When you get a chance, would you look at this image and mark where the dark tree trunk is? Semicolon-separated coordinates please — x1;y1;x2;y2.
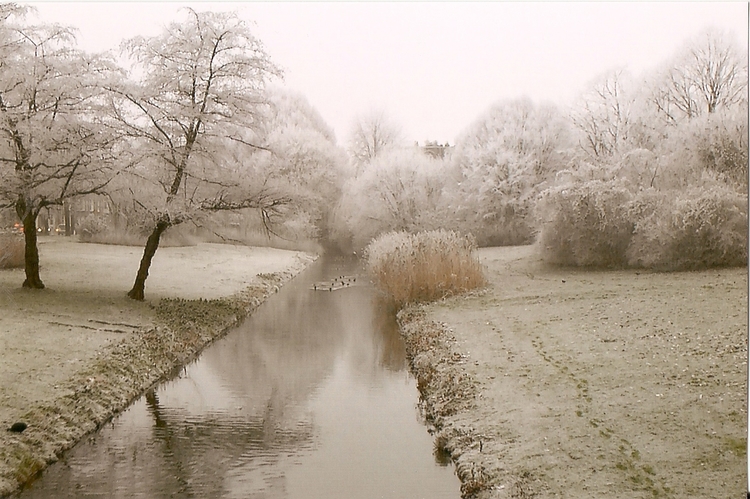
63;201;72;236
21;210;44;289
127;220;170;301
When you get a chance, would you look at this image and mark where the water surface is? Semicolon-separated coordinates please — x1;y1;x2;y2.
20;257;460;499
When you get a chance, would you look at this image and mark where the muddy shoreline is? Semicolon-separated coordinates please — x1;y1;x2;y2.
0;259;315;497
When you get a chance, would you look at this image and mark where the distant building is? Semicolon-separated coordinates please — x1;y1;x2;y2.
419;140;453;159
41;196;111;236
1;195;112;235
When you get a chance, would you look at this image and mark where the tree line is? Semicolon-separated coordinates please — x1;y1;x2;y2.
0;5;346;299
1;5;746;302
336;28;747;270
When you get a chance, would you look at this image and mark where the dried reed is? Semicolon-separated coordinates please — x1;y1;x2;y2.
365;230;486;308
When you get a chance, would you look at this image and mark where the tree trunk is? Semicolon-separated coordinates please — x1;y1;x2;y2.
127;220;169;301
63;200;72;236
21;210;44;289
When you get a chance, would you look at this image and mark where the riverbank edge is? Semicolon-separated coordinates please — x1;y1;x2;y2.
0;253;317;498
397;304;525;499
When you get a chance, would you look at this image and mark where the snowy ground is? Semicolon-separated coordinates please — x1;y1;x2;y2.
401;245;747;498
0;238;315;495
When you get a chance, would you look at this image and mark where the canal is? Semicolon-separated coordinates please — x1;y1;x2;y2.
19;256;460;498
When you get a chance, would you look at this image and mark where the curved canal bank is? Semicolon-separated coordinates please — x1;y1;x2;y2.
0;241;316;497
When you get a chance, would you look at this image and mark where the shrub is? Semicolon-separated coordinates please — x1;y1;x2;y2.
626;186;748;270
536;180;634;267
686;105;748;187
84;229;146;246
0;233;24;269
453;195;537;247
76;214;110;241
337;149;451;250
364;230;486;308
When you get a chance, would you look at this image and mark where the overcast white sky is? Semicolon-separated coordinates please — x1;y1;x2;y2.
29;2;750;145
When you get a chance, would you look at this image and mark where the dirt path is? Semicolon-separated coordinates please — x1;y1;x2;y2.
0;239;316;496
399;245;747;499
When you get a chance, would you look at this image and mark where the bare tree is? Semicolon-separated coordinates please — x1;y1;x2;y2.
110;9;286;300
651;29;747;124
346;109;403;169
0;7;122;288
570;69;633;159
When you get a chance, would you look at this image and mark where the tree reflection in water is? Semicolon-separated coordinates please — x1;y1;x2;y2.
20;257;459;499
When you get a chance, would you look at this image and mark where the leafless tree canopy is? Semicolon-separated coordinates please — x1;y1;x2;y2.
570;70;633;159
0;6;122;287
110;8;289;299
346;109;404;169
651;29;748;124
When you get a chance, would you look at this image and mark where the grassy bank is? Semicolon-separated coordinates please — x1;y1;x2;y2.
398;245;746;499
0;240;316;496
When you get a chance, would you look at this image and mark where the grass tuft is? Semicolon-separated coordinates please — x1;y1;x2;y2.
364;230;486;308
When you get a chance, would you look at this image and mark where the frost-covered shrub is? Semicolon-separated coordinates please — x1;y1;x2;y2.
626;186;748;270
450;98;573;247
76;214;110;241
338;149;451;249
0;233;24;269
646;104;749;192
471;201;537;247
536;180;634;267
689;106;748;187
365;230;486;308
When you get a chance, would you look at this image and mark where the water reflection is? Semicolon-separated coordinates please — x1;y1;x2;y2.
20;257;459;499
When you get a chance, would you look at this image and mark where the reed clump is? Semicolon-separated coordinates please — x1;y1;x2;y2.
0;234;24;269
364;230;486;308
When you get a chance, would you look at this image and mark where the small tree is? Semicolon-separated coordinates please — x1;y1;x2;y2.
111;8;286;300
0;6;122;288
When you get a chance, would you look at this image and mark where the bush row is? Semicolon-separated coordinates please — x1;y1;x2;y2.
364;230;486;308
537;181;748;270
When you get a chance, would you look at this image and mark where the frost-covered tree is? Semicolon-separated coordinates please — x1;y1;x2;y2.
0;5;122;288
346;109;404;169
253;88;348;242
451;97;571;245
111;8;286;300
570;69;634;159
338;148;449;249
650;29;747;125
623;30;750;191
538;28;748;270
